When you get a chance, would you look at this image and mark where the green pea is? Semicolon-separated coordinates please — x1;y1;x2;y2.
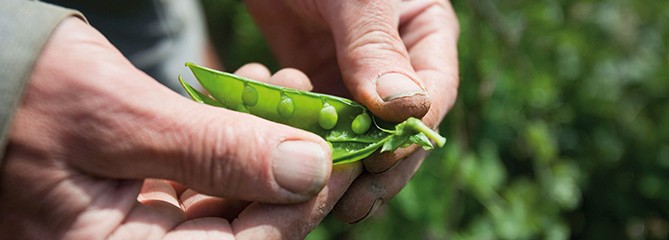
181;62;446;165
242;85;258;106
277;95;295;119
351;112;372;134
319;104;338;130
235;104;250;113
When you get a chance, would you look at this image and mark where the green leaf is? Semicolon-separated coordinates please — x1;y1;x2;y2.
381;134;411;152
409;133;434;150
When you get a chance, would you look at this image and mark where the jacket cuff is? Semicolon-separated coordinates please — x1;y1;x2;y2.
0;0;86;171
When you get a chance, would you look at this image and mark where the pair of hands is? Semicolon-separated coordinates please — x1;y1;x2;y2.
0;0;459;239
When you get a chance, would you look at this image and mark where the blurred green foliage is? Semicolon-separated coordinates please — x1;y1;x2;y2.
200;0;669;239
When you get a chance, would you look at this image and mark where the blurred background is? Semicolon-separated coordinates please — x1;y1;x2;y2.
200;0;669;239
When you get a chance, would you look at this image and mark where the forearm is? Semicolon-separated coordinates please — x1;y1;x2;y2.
0;0;85;172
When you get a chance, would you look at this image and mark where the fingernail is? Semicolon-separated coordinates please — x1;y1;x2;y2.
355;198;384;223
375;73;425;101
272;141;328;195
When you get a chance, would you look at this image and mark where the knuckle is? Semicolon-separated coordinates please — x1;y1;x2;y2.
184;113;257;196
185;112;284;198
349;29;406;59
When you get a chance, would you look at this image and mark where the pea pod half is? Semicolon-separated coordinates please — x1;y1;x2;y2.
179;62;445;165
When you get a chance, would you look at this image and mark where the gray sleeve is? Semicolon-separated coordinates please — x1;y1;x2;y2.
0;1;85;166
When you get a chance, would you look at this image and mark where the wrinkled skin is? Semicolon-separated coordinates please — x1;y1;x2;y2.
0;0;459;239
0;18;346;239
244;0;459;222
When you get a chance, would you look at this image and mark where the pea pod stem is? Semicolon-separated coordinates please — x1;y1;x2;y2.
404;118;446;147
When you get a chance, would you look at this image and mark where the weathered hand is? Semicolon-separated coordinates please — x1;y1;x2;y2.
0;17;337;239
244;0;460;222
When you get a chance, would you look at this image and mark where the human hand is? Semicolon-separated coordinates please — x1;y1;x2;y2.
244;0;460;222
0;17;343;239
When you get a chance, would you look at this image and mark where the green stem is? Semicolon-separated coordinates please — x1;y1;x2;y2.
406;118;447;147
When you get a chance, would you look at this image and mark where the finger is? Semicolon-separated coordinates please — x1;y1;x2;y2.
60;70;332;204
234;62;272;82
125;100;331;203
362;70;451;172
320;0;430;122
232;163;363;239
401;0;460;77
138;179;182;211
243;0;345;96
109;179;185;239
180;189;251;221
107;204;185;240
30;16;329;210
400;0;459;115
364;144;420;173
333;150;428;223
168;180;189;196
180;189;225;220
269;68;313;91
362;0;459;172
235;64;313;91
164;218;234;240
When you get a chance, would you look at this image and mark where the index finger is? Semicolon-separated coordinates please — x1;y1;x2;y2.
403;0;459;122
232;164;363;239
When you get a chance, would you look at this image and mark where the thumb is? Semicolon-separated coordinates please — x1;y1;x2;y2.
23;17;330;205
321;0;430;122
75;91;332;204
176;105;333;203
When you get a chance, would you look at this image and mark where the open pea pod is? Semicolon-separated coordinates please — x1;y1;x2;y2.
179;62;445;165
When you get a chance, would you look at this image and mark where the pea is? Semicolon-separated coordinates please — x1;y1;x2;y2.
277;95;295;119
242;84;258;106
181;62;446;165
351;112;372;134
235;104;250;113
319;104;338;130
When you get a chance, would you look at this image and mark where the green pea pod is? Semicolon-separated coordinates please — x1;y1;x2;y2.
179;62;446;165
